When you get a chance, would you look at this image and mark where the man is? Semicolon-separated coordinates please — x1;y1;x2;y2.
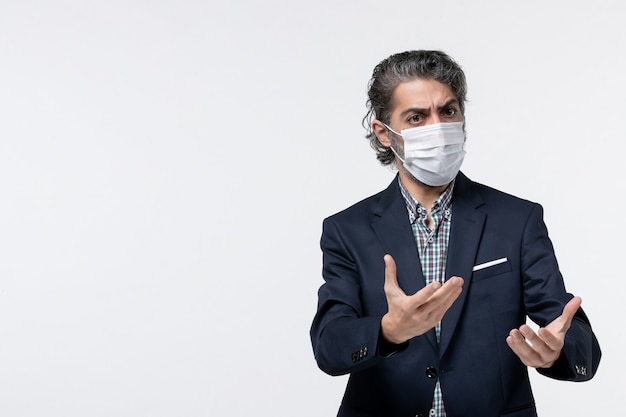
310;50;601;417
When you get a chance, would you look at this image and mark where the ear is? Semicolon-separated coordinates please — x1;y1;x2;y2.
372;119;392;148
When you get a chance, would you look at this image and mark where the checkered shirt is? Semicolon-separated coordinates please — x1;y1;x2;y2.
399;178;455;417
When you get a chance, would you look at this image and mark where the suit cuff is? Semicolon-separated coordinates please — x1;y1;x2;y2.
377;326;409;357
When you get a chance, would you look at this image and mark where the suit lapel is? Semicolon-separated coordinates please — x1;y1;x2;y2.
370;176;438;350
439;173;486;358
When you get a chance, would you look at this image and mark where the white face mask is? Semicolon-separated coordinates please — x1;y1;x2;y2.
385;121;466;186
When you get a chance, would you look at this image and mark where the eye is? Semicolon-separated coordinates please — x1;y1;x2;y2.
442;107;457;118
408;114;423;124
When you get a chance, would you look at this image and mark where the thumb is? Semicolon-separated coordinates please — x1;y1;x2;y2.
561;296;582;329
384;254;405;297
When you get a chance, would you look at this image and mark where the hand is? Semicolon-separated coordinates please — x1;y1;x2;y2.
380;254;464;344
506;296;582;368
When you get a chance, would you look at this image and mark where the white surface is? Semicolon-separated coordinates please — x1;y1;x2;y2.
0;1;621;415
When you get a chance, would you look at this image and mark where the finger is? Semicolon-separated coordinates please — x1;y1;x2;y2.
518;325;553;354
544;296;582;339
509;325;563;368
506;329;542;367
560;296;582;329
537;327;563;351
427;276;463;301
383;254;406;297
431;277;464;309
412;276;463;312
506;329;529;355
445;276;464;288
410;280;444;306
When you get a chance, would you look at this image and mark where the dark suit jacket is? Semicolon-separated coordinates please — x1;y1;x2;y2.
310;172;601;417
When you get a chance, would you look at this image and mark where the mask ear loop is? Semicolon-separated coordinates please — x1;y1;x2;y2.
389;144;406;164
383;124;401;136
383;124;406;164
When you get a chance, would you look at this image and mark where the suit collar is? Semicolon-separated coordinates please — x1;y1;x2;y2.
371;176;425;297
439;171;486;357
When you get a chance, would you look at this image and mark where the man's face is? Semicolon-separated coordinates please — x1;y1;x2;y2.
373;78;463;152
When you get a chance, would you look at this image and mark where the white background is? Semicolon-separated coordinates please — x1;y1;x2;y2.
0;1;622;416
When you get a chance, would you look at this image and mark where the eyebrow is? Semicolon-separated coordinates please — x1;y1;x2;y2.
399;98;460;117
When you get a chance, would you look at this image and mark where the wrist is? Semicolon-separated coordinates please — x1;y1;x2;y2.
378;317;409;358
381;314;405;344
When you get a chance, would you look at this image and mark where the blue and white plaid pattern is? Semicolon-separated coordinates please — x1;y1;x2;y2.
399;179;454;417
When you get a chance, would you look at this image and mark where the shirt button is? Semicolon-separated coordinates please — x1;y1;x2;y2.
425;366;438;378
428;237;434;243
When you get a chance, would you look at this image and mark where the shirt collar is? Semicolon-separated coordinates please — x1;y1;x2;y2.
398;177;455;224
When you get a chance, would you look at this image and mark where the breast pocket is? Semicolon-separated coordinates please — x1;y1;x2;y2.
472;257;511;281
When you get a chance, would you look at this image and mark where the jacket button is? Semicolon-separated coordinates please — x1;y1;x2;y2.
425;366;438;378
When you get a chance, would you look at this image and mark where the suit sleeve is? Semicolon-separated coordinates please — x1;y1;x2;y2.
310;217;406;376
521;204;601;381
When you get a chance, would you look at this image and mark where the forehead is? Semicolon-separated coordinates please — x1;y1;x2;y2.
390;78;457;112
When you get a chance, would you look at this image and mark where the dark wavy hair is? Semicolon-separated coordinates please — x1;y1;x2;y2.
363;50;468;165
